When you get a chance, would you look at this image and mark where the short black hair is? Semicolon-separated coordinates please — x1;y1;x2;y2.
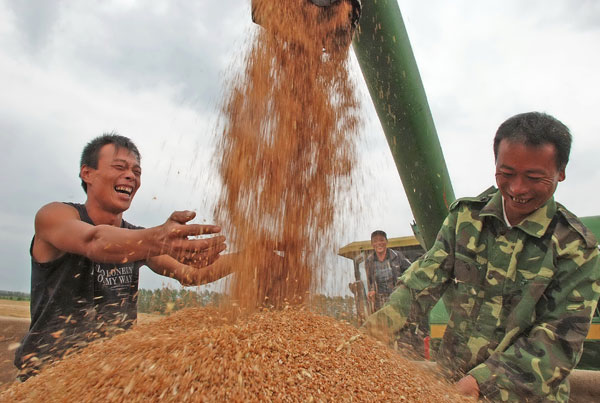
371;230;387;240
493;112;572;170
79;133;141;193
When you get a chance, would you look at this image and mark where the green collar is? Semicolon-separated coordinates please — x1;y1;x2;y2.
480;190;557;238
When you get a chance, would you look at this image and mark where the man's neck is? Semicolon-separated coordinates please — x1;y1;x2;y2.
501;197;514;227
375;250;387;262
84;200;123;226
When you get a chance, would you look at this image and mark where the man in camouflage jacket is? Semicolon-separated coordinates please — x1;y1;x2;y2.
363;112;600;402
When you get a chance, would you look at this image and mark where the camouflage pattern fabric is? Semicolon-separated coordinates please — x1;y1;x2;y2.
362;187;600;402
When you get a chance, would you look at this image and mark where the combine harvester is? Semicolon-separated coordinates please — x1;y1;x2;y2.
328;0;600;400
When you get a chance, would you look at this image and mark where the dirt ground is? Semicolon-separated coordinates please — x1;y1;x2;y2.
0;299;29;319
0;300;30;386
0;299;162;388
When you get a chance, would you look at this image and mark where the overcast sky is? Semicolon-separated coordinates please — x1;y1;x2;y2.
1;1;599;295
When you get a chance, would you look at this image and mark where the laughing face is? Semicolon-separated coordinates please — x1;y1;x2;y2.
495;139;565;225
81;144;141;214
371;234;388;256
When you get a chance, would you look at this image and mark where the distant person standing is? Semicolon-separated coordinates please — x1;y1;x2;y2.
366;230;411;311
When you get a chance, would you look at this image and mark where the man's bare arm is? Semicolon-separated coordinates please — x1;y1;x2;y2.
146;253;235;286
33;203;225;264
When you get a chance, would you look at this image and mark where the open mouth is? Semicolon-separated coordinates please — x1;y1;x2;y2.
509;195;530;205
115;185;133;196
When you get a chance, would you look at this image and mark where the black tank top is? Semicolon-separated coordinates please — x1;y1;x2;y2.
15;203;144;373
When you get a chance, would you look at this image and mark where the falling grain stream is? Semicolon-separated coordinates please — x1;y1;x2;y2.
216;0;359;310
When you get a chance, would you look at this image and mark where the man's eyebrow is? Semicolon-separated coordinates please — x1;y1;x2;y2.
497;164;547;174
112;158;141;169
524;169;547;175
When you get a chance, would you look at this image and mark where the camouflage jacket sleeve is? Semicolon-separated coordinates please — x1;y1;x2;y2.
469;240;600;401
361;211;457;342
389;251;410;288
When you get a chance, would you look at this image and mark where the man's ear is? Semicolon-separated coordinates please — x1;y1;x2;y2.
80;165;93;186
558;167;566;182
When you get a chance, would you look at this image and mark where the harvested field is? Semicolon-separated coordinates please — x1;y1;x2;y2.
1;307;469;402
0;299;30;387
0;299;29;319
0;317;29;388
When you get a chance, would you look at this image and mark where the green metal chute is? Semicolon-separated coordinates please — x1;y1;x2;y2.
352;0;455;250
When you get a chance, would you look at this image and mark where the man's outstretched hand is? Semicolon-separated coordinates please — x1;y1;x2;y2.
156;210;226;268
455;375;479;399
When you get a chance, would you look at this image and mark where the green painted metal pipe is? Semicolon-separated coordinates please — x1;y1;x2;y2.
352;0;454;249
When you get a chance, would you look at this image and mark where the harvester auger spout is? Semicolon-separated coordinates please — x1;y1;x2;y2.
251;0;362;53
252;0;361;28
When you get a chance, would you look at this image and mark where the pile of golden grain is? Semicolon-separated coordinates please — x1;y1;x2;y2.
2;308;468;402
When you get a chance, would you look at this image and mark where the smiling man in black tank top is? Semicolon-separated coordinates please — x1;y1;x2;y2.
15;133;229;380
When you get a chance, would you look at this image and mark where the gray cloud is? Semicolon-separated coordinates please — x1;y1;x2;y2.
5;1;252;111
60;2;249;111
5;0;62;52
